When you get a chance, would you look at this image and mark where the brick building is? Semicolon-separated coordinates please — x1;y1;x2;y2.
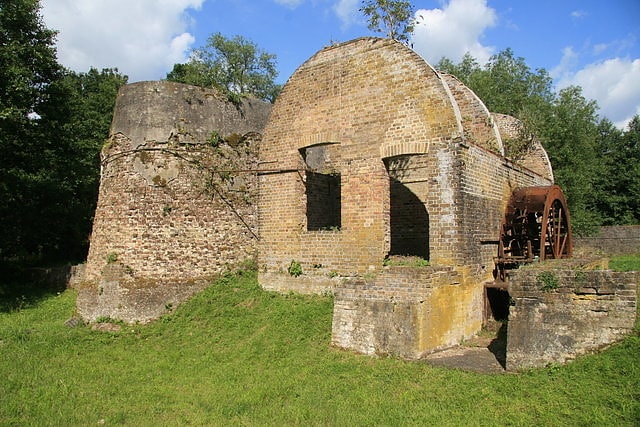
76;39;635;367
258;37;554;357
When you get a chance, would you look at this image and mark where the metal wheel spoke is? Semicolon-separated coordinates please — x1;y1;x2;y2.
495;185;573;274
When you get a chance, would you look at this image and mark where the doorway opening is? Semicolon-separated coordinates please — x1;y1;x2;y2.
384;156;430;260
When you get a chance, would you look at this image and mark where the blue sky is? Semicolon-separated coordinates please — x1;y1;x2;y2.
41;0;640;128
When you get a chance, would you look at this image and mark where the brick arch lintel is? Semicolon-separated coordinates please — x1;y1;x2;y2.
297;132;341;150
380;139;442;159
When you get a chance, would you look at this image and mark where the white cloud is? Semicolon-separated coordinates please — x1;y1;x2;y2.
411;0;497;66
557;57;640;128
570;10;587;19
274;0;304;7
550;46;579;81
333;0;360;29
40;0;204;82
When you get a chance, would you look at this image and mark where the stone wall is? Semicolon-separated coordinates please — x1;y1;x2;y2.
575;225;640;255
506;264;637;370
331;265;484;358
78;81;271;323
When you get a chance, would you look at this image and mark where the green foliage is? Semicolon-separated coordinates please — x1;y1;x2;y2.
360;0;415;44
166;32;281;103
383;256;430;267
0;0;128;263
0;0;60;120
437;49;555;119
437;48;640;233
38;67;128;257
105;252;118;264
0;0;62;259
288;260;303;277
609;253;640;272
0;272;638;425
95;316;121;324
206;130;222;147
537;271;559;292
593;116;640;226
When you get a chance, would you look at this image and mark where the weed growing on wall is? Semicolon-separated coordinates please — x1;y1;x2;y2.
288;260;303;277
537;271;559;292
206;130;222;147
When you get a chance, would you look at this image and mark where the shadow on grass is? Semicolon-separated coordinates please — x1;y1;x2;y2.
0;262;71;312
487;322;508;369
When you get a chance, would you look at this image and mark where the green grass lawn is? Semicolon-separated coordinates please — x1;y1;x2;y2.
609;253;640;272
1;262;639;426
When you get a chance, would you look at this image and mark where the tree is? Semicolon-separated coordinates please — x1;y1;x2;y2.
39;68;128;260
594;116;640;225
449;49;554;118
534;86;602;234
0;0;128;262
167;33;281;103
0;0;61;121
436;50;612;233
436;53;481;84
437;49;556;159
360;0;415;44
0;0;63;260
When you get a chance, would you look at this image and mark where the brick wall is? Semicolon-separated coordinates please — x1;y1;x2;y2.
78;81;270;323
441;73;503;155
492;113;554;181
575;225;640;254
259;38;553;292
259;38;463;289
258;37;557;358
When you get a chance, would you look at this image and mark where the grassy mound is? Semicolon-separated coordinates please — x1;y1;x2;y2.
1;267;638;425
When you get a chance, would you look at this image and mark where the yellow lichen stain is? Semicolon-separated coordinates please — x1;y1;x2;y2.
417;275;483;353
572;294;597;301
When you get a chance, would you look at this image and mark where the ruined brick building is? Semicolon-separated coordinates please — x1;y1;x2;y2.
78;81;270;323
257;37;636;366
80;38;636;370
258;37;552;352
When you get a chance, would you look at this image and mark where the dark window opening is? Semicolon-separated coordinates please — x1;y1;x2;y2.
305;171;341;230
300;144;341;231
388;177;430;259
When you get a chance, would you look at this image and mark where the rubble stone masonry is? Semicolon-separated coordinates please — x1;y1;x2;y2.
507;264;637;370
78;81;270;323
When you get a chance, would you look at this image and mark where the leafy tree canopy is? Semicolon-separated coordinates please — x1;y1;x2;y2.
1;0;128;262
593;115;640;226
0;0;61;121
167;32;281;103
360;0;415;44
437;49;554;118
1;0;62;260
